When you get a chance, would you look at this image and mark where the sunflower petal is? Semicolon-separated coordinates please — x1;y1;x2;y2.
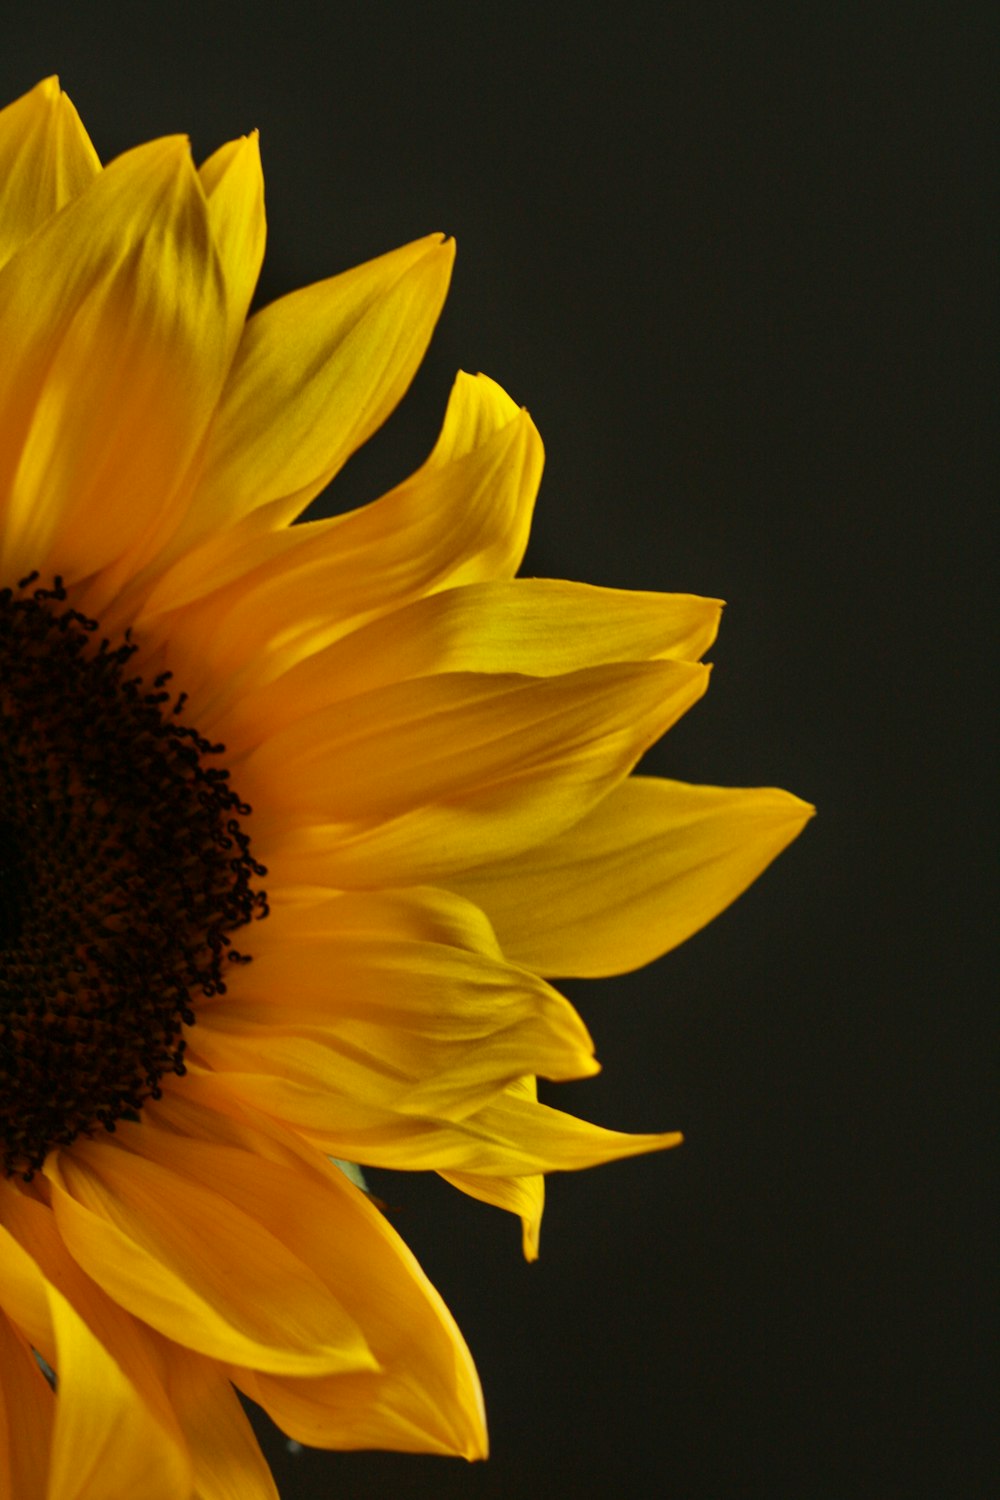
199;131;266;361
439;1167;545;1262
438;1075;545;1259
187;233;454;536
203;1065;680;1179
138;1087;488;1460
161;1341;279;1500
256;660;709;885
134;369;540;650
0;77;99;271
207;577;720;751
452;776;816;976
0;135;228;588
44;1133;378;1377
0;1220;191;1500
193;887;597;1121
0;1311;53;1498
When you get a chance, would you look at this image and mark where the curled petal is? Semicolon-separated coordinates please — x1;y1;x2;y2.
133;369;543;704
186;233;455;536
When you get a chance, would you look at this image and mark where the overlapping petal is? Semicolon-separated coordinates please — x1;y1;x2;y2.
128;1085;487;1460
0;1220;191;1500
252;659;707;891
198;132;266;362
130;369;542;695
190;575;719;752
161;1342;280;1500
0;77;99;271
190;892;597;1125
44;1134;378;1377
0;1309;53;1498
0;135;230;590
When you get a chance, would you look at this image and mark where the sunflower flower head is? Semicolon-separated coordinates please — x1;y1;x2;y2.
0;77;812;1497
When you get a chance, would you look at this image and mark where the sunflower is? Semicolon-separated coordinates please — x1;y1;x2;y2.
0;76;812;1497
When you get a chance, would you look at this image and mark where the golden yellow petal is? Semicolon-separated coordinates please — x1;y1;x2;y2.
44;1133;378;1378
249;883;506;957
129;370;544;725
161;1341;279;1500
206;577;720;753
0;1201;51;1354
0;135;228;590
452;775;816;976
185;233;454;539
199;131;266;362
248;658;705;823
439;1168;545;1262
142;1087;488;1460
0;77;99;271
0;1310;53;1497
279;577;720;693
0;1179;190;1455
199;1062;680;1179
0;1220;192;1500
254;660;709;885
437;1077;545;1259
191;898;598;1121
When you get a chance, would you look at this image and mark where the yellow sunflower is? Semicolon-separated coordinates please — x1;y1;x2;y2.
0;76;812;1497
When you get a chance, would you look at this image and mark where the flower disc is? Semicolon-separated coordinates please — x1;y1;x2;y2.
0;575;267;1177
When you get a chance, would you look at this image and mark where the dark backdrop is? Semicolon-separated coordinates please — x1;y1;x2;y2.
2;6;992;1498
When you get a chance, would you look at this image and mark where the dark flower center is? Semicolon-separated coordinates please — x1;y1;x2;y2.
0;574;267;1178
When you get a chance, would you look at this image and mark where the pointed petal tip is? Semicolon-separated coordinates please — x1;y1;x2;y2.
771;788;817;828
35;75;61;96
432;232;456;266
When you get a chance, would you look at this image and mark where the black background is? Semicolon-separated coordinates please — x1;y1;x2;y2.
2;5;992;1498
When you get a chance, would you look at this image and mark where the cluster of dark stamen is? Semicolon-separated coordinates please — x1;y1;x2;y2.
0;574;267;1178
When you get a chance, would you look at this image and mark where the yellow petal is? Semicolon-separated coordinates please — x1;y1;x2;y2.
209;577;720;751
0;1311;53;1498
0;1220;191;1500
141;1087;488;1460
0;1179;189;1456
0;135;228;589
186;233;454;538
255;659;709;885
131;370;543;715
287;577;720;692
252;883;507;956
193;924;597;1122
199;132;266;362
44;1131;378;1378
194;888;596;1120
128;372;542;729
202;1061;680;1179
161;1341;279;1500
0;77;99;271
438;1077;545;1259
452;776;816;976
45;1280;192;1500
439;1168;545;1262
